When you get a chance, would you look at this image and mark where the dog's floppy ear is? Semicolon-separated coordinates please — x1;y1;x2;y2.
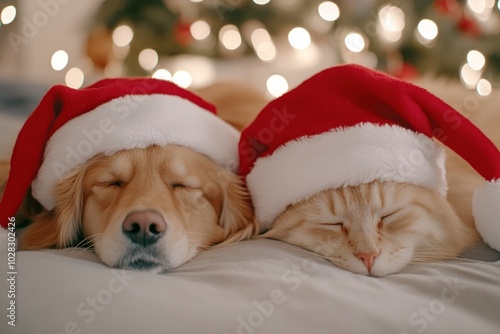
216;172;258;244
19;164;87;250
17;210;60;250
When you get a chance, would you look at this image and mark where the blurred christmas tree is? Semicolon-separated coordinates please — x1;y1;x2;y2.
86;0;500;93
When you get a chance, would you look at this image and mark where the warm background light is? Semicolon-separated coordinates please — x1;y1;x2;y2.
112;25;134;47
51;50;69;71
0;0;496;96
267;74;289;97
288;27;311;50
0;5;16;25
138;49;159;71
318;1;340;22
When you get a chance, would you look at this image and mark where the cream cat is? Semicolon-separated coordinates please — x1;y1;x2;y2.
262;180;480;277
260;79;499;277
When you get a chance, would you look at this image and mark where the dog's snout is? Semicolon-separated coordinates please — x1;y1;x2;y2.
122;210;166;246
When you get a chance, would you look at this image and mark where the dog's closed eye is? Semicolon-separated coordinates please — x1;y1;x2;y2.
96;180;125;188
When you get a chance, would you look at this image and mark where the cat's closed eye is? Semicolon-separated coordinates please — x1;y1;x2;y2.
377;210;401;229
319;222;343;227
380;210;399;221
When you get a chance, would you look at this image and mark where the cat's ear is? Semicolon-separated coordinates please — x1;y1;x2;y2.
260;210;301;240
260;227;291;240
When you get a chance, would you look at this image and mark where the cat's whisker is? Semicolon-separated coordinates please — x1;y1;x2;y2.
411;249;456;263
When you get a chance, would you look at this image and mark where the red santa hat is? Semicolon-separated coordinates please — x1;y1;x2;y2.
239;64;500;252
0;77;239;229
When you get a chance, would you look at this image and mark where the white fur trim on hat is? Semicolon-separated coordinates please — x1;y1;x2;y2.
472;179;500;252
32;94;239;210
247;123;447;231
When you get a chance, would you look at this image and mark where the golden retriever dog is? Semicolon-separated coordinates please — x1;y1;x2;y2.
17;145;254;271
0;80;266;272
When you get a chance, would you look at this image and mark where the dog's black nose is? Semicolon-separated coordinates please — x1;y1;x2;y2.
122;210;166;246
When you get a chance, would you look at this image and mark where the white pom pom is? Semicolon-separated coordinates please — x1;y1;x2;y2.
473;179;500;252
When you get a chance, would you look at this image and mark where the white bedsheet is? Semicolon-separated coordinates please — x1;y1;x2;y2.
1;239;499;334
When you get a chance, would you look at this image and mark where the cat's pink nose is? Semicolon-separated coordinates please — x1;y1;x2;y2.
355;251;379;272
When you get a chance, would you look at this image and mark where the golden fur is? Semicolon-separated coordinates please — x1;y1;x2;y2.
194;82;268;131
0;82;266;271
263;82;500;276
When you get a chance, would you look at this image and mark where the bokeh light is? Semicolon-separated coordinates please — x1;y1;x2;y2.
251;28;276;62
51;50;69;71
255;41;276;62
267;75;288;97
219;25;242;50
0;5;16;25
251;28;271;45
318;2;340;22
417;19;438;40
112;25;134;47
288;27;311;50
138;48;158;71
152;69;172;81
378;5;405;32
65;67;85;89
173;70;193;88
467;50;486;71
477;78;492;96
460;63;482;88
190;20;211;41
344;32;365;52
467;0;488;14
